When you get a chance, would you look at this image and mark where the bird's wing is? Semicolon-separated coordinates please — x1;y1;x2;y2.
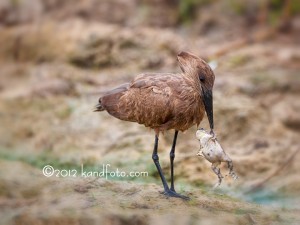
117;73;182;127
130;73;182;96
130;73;181;95
100;83;130;96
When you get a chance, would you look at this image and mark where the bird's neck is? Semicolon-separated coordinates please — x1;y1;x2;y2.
182;72;201;92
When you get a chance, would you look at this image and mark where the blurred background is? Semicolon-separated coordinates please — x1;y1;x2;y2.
0;0;300;224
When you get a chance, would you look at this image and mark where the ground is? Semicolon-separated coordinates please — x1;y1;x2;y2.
0;1;300;225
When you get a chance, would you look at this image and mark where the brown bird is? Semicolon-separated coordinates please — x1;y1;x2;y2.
95;51;215;199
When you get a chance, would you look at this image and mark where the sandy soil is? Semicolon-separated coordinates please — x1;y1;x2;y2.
0;1;300;224
1;160;300;225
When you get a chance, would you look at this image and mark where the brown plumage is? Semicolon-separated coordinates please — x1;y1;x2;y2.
96;52;215;133
95;51;215;200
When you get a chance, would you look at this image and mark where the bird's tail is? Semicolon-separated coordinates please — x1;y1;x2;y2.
94;100;105;112
93;83;130;113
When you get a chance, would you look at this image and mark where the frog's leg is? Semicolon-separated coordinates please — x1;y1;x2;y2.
197;146;204;157
211;162;223;189
227;160;238;180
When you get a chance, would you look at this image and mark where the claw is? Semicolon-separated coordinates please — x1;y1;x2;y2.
161;189;190;200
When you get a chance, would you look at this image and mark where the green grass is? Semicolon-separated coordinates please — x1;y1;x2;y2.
0;149;87;171
229;55;251;68
178;0;212;24
0;149;153;182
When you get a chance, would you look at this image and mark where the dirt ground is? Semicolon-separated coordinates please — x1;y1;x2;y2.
0;1;300;225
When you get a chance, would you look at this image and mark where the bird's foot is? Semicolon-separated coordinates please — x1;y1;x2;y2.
160;189;190;200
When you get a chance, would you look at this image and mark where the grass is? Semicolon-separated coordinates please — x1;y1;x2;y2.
249;72;279;92
0;148;154;182
55;104;74;120
234;208;257;215
229;54;251;68
228;0;247;15
0;149;96;172
178;0;212;24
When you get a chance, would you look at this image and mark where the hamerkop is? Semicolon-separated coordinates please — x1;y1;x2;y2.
95;51;215;199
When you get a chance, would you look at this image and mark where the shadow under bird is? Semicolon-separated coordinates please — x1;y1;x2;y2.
95;51;215;200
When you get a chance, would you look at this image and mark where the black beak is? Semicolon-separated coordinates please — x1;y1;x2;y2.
202;88;214;131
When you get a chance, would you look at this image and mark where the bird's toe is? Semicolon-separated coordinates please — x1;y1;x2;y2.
161;189;190;200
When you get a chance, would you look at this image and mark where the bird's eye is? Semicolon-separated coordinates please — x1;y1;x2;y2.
199;75;205;82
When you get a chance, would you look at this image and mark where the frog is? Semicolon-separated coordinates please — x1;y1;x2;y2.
196;128;238;188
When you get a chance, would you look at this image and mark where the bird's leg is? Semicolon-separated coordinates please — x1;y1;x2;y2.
152;135;169;191
170;130;178;192
152;134;189;200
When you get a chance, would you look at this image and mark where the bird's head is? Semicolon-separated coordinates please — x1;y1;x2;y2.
177;51;215;132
